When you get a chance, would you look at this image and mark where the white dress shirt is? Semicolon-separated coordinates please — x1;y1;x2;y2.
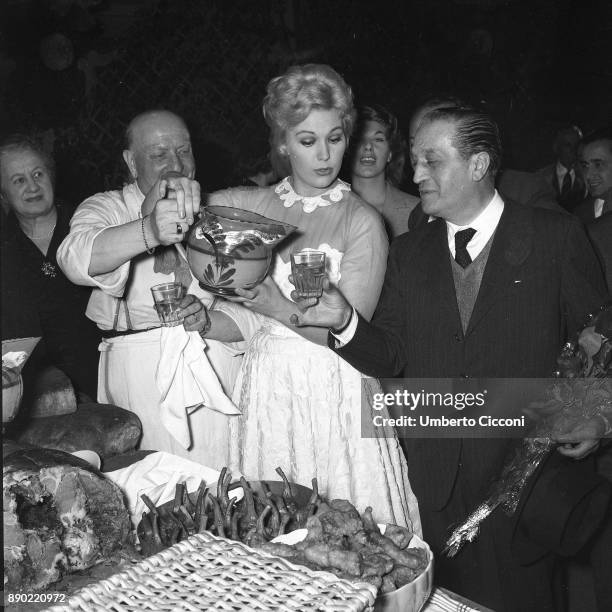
445;189;504;260
594;198;606;219
334;190;505;344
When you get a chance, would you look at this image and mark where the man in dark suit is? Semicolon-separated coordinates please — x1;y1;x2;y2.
587;214;612;293
533;126;586;212
574;127;612;224
291;107;607;611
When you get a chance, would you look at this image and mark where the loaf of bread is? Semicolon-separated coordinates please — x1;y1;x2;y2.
3;446;132;590
16;403;142;459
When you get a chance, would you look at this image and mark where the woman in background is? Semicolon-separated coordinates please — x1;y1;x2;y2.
349;105;418;238
196;64;420;529
0;133;99;401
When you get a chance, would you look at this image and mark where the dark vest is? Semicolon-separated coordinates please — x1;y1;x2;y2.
450;233;496;332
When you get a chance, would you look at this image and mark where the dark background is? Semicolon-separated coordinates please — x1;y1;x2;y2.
1;0;611;206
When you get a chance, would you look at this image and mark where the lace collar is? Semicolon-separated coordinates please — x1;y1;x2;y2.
275;177;350;213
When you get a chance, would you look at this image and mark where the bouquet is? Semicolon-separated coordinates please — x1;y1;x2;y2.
444;304;612;557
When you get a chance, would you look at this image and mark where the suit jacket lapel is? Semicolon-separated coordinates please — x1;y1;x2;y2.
550;166;561;197
465;202;533;336
416;219;463;326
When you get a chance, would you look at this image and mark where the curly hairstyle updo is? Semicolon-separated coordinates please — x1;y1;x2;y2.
263;64;355;155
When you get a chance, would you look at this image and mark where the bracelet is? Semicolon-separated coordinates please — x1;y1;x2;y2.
331;308;354;334
141;215;155;254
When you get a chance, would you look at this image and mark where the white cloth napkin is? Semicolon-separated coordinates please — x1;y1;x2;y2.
156;326;240;448
104;451;243;529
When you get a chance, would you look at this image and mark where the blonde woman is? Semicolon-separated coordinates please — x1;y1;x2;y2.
196;64;420;529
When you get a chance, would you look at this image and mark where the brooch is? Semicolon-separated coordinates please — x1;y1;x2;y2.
41;262;57;278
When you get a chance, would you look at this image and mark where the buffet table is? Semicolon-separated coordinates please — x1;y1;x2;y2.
4;451;492;612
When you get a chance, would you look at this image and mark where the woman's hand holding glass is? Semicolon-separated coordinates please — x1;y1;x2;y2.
232;276;291;321
231;273;354;332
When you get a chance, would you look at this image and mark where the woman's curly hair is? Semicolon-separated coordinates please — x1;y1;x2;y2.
263;64;355;156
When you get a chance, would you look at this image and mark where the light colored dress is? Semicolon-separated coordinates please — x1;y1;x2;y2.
56;182;244;469
379;183;419;239
210;178;421;530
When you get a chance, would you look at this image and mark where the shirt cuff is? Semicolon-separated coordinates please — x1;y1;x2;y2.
331;307;358;347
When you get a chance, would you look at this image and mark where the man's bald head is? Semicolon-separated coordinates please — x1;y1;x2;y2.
122;110;195;195
124;110;188;150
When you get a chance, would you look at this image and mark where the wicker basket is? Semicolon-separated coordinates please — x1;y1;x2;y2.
44;531;377;611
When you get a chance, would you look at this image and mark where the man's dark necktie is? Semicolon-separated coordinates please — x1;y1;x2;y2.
561;171;572;197
454;228;476;268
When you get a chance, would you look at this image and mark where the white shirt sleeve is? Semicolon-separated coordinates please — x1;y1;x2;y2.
56;191;133;298
330;307;358;347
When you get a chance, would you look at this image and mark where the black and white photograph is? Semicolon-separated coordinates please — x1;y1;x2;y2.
2;1;611;610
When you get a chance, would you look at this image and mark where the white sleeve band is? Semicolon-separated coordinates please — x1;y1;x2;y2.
331;307;358;347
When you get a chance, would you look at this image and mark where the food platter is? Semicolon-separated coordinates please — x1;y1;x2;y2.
373;534;432;612
136;475;316;554
134;468;433;610
273;526;434;612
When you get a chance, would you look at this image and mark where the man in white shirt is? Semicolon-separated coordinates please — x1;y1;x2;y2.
574;126;612;223
57;110;243;468
288;107;607;611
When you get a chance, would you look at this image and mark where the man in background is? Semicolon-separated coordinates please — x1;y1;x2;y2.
534;125;586;212
574;126;612;224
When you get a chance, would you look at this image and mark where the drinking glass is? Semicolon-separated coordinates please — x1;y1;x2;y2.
151;282;185;327
290;250;326;298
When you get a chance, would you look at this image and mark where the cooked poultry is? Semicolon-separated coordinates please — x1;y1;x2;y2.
261;499;428;595
137;469;429;597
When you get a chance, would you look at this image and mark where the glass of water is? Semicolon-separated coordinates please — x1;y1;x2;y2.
151;282;185;327
290;249;326;298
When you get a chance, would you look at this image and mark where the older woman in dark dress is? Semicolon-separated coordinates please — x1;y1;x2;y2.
0;133;99;401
